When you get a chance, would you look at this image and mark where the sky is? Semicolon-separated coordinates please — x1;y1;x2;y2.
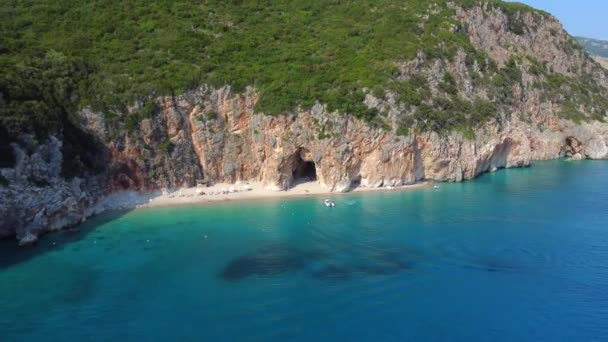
508;0;608;40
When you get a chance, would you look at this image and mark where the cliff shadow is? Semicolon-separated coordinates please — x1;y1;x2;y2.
0;209;132;269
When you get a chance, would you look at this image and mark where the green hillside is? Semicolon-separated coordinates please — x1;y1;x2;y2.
0;0;548;139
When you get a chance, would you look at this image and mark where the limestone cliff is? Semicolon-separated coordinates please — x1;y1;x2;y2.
1;3;608;245
94;84;608;193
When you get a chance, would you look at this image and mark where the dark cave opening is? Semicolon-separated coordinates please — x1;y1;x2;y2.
293;160;317;181
350;175;362;190
292;150;317;183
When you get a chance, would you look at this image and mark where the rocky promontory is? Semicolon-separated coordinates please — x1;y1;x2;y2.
1;2;608;245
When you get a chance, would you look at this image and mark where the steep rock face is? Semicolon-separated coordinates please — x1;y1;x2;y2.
5;82;607;244
458;5;588;75
95;85;607;195
84;97;205;191
0;137;103;244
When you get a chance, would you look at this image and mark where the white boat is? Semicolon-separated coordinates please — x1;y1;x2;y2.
324;199;336;207
433;185;441;189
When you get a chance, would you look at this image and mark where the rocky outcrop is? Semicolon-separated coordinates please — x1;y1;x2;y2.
583;137;608;159
0;137;103;245
457;5;589;75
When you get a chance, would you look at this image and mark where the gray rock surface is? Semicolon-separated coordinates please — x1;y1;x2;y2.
0;137;103;245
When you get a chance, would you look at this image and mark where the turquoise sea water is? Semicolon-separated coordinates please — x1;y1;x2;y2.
1;160;608;341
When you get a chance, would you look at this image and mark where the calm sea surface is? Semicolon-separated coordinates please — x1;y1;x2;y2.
1;160;608;341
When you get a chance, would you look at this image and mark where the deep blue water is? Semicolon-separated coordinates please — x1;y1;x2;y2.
1;160;608;341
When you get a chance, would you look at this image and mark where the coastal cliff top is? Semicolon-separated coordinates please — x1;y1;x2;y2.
0;0;606;144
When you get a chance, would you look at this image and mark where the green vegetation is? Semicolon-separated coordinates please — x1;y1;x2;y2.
439;73;458;96
124;99;159;134
0;50;106;177
0;0;602;143
205;112;219;121
158;139;175;154
535;67;608;123
0;174;8;187
1;0;525;138
396;126;410;137
196;111;219;125
390;75;432;107
0;51;89;139
558;102;586;124
492;57;522;105
413;97;497;135
527;56;547;75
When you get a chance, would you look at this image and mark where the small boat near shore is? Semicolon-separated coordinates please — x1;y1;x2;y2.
324;199;336;207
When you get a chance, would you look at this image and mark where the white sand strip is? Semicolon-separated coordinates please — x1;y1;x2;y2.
108;181;431;209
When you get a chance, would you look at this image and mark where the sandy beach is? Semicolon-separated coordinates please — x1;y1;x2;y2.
95;181;431;212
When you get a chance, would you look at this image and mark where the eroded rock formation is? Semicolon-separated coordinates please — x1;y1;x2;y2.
95;85;607;194
0;137;103;243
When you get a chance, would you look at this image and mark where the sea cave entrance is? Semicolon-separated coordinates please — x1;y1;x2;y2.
291;148;317;186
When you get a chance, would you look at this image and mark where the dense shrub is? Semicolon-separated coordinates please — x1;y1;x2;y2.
0;0;524;134
0;51;90;139
0;0;599;141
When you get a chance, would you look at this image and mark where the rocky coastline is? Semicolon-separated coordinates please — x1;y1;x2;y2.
1;3;608;245
2;95;606;245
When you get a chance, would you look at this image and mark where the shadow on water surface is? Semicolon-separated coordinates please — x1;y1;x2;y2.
219;238;527;282
0;209;132;269
219;242;325;281
219;242;417;282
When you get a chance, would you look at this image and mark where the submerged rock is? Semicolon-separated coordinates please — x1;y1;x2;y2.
219;243;321;281
220;243;417;281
